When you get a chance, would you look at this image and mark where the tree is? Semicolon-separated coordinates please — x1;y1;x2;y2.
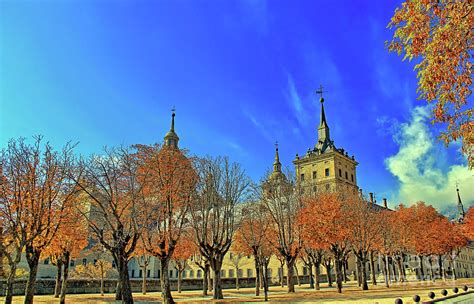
172;233;194;293
234;200;274;300
387;0;473;168
190;250;211;296
43;193;88;304
261;170;302;293
133;240;151;295
0;136;76;304
74;146;143;304
299;192;350;293
190;156;250;299
137;144;197;304
345;192;384;290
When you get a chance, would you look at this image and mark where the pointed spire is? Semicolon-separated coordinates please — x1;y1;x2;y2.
273;141;282;173
316;85;330;151
164;107;179;148
457;184;465;221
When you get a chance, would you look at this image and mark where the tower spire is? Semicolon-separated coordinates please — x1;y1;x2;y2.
316;85;331;152
456;183;465;221
273;141;282;173
164;107;179;148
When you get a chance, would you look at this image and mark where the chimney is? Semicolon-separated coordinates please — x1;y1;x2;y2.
383;198;388;209
369;192;374;205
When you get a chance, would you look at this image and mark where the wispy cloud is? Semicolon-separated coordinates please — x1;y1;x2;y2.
385;106;473;210
242;109;273;142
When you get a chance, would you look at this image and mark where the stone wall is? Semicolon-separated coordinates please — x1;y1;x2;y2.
0;276;317;296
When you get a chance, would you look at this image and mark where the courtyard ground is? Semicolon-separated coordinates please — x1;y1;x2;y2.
2;278;474;303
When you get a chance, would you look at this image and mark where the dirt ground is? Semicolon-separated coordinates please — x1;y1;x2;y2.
3;278;474;303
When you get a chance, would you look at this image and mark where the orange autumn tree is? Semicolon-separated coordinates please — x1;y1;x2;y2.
137;143;197;304
132;239;151;295
0;137;76;304
387;0;473;167
234;201;273;300
44;195;88;304
172;232;194;293
299;192;351;293
345;192;384;291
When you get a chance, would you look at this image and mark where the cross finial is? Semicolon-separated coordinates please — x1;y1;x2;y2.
171;106;176;115
316;84;327;101
456;181;460;191
275;141;279;150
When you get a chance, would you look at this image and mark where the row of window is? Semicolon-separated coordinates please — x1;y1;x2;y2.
300;169;354;183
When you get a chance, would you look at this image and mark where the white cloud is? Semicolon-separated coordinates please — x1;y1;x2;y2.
386;106;474;210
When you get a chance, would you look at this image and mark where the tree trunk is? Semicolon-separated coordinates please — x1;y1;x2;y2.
286;257;296;293
54;260;63;298
314;262;321;290
308;262;314;289
160;259;174;304
334;258;343;293
419;255;425;281
178;269;182;293
279;261;285;287
235;267;239;290
119;257;134;304
439;255;445;281
24;246;41;304
100;266;105;296
355;256;361;287
360;258;368;290
5;259;18;304
115;275;122;300
254;255;260;296
202;264;208;295
429;258;435;281
263;262;269;301
343;259;347;283
383;255;390;288
294;265;301;286
212;258;224;300
396;257;404;282
142;264;147;295
325;261;332;287
59;253;70;304
207;263;213;292
370;252;377;285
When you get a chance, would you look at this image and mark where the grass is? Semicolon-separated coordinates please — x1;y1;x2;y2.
2;278;474;303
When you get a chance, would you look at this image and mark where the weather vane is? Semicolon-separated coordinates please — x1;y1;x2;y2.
316;84;327;99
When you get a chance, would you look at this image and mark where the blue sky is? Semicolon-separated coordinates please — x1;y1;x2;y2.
1;0;472;211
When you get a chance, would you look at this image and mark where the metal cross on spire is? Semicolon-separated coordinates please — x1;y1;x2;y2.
275;141;279;150
316;84;327;100
171;106;176;114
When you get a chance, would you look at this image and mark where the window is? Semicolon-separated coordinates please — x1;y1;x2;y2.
312;171;317;179
247;269;253;278
326;184;330;190
93;259;97;265
303;267;307;275
183;271;186;278
169;270;174;278
300;173;305;181
313;186;317;192
44;258;50;265
131;270;135;278
70;260;75;267
220;270;225;278
112;260;116;268
158;270;161;279
147;270;151;278
237;269;243;278
139;270;142;278
189;270;194;278
338;169;342;177
82;258;87;266
230;253;233;259
229;269;234;278
351;174;354;182
325;168;330;177
267;268;272;277
345;172;348;179
197;270;202;278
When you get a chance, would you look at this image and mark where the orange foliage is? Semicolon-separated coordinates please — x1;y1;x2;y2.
387;0;473;167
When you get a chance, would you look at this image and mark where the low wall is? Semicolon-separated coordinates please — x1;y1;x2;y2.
0;274;326;296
